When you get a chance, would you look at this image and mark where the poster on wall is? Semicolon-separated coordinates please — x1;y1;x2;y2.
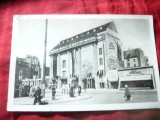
7;15;160;112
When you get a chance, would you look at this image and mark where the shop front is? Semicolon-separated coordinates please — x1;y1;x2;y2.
118;66;156;89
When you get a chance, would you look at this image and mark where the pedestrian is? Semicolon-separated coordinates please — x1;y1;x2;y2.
33;86;42;105
62;83;65;94
124;85;131;101
52;85;56;100
69;84;74;97
78;86;81;96
29;86;35;98
19;84;24;97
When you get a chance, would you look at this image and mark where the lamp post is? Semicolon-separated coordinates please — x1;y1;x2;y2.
42;19;48;97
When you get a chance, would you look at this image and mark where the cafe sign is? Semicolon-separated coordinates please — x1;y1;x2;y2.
128;69;144;76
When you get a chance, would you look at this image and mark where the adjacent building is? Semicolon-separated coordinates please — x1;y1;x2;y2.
14;57;42;97
123;48;148;68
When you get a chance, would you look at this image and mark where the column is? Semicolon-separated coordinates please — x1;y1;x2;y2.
49;56;54;83
77;48;82;86
57;54;61;76
67;51;71;84
57;54;61;89
104;34;109;89
93;43;98;89
71;49;76;75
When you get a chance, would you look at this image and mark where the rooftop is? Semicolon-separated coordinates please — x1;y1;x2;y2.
123;48;143;59
50;21;117;54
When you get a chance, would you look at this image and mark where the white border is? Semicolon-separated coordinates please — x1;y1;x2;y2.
7;15;160;112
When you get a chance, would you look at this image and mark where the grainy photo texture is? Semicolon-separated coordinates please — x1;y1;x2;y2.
7;15;160;111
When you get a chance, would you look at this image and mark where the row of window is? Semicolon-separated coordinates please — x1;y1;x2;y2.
61;48;103;70
127;63;137;67
127;58;136;62
62;58;103;77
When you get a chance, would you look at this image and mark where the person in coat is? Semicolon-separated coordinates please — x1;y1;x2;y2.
33;86;42;105
52;86;56;100
69;84;74;97
124;85;131;101
78;86;81;96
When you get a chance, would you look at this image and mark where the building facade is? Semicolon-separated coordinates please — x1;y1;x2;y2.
49;21;156;90
14;57;42;97
50;21;124;89
118;66;156;89
123;48;148;68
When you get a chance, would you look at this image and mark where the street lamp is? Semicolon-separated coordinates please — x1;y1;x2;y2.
42;19;48;97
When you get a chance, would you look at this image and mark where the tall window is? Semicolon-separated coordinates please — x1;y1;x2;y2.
99;48;102;55
62;60;66;68
62;71;66;77
127;63;130;67
134;64;136;67
19;69;22;80
133;59;136;62
99;58;103;65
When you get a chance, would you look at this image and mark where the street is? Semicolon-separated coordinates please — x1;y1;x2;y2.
14;89;158;105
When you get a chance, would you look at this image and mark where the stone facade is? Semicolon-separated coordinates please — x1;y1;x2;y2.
49;21;123;89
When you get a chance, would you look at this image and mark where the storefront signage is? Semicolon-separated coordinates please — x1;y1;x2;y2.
120;75;151;81
128;69;144;75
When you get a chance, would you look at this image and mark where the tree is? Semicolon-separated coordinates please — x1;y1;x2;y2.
82;61;93;80
26;55;41;79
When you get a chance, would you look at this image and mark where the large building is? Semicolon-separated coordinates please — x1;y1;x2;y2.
49;21;124;89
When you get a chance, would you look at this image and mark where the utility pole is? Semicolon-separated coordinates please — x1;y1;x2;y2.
42;19;48;97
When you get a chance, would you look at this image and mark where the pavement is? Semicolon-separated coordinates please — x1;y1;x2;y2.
14;89;158;105
14;89;92;105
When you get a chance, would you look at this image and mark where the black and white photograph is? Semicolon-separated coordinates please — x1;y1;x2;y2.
7;15;160;111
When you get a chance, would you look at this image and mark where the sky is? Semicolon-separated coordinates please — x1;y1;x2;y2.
15;16;156;67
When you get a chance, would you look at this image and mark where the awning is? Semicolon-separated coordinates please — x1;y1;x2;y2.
119;75;151;81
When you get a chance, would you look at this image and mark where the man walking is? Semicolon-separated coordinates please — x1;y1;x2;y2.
52;85;56;100
124;85;131;101
33;86;42;105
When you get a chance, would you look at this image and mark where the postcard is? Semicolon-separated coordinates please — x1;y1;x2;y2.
7;15;160;111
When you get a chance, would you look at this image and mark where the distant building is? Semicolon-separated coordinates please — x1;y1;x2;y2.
123;48;148;68
15;57;30;81
144;56;149;66
14;57;41;97
15;57;41;81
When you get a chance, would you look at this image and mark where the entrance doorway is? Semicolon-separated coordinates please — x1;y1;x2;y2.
110;82;118;89
100;82;105;88
87;78;95;89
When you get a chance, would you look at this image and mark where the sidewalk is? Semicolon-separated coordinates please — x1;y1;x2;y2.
42;89;92;104
14;88;157;105
14;90;92;105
